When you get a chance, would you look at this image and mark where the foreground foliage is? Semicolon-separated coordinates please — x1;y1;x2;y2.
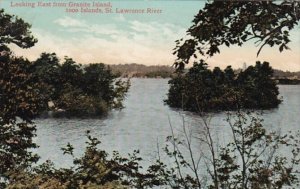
166;60;281;112
4;112;300;189
154;112;300;189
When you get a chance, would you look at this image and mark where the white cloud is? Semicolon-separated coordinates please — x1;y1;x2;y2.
54;16;86;27
64;24;121;35
54;16;120;35
130;20;156;33
129;20;185;40
10;18;186;65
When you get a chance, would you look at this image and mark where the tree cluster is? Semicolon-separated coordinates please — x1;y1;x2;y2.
166;60;281;112
30;53;130;118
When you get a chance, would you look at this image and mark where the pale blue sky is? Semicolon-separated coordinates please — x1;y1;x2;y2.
1;0;299;71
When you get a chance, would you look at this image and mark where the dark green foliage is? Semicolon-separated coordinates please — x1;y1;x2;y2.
82;63;115;103
236;62;281;109
0;49;41;186
277;78;300;85
0;9;37;49
0;9;40;186
53;84;108;118
144;71;172;78
30;52;61;107
60;57;83;88
30;53;130;118
112;79;130;109
174;1;300;69
166;60;281;112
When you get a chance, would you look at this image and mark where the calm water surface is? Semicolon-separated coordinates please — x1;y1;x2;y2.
35;79;300;167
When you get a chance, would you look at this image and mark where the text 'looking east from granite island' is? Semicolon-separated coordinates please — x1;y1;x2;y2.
10;1;162;14
10;1;113;8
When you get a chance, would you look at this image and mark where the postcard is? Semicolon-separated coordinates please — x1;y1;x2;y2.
1;0;300;188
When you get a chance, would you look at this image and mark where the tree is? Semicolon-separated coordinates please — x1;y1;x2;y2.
31;53;60;86
0;9;40;186
224;66;235;85
0;53;43;186
82;63;130;110
83;63;115;103
173;1;300;69
0;9;37;49
60;57;83;88
31;53;61;105
237;61;281;109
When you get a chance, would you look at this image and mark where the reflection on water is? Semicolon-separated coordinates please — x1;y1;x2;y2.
35;79;300;167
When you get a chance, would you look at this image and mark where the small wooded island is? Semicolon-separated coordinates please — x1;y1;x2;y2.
1;51;130;119
166;60;281;112
30;53;130;118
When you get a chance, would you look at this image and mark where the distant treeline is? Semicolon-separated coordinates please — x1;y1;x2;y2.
273;69;300;79
107;63;300;82
108;63;175;78
273;69;300;85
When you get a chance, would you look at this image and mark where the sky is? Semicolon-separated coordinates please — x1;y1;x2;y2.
1;0;300;71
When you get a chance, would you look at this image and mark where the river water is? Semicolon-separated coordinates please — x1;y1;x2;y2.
34;78;300;167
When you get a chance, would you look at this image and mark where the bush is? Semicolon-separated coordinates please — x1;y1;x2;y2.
53;85;108;118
